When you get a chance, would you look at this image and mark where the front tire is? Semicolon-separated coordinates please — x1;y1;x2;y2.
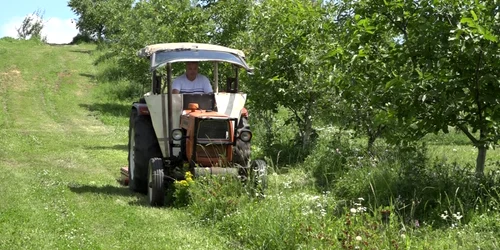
148;158;165;207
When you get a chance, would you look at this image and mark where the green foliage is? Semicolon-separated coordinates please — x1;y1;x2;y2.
250;109;316;166
305;128;356;189
172;171;195;207
16;9;46;43
337;0;500;174
307;131;500;228
188;174;248;222
70;32;96;44
68;0;134;41
243;0;336;149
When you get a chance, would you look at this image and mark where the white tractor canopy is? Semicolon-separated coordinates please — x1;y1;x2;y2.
137;43;253;72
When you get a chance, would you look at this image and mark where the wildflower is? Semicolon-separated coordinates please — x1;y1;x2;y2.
310;195;320;201
453;212;463;220
355;236;362;241
176;180;189;187
320;208;327;217
358;197;365;201
356;206;367;213
350;208;357;214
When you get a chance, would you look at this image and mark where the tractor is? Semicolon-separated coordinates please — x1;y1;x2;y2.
120;43;267;206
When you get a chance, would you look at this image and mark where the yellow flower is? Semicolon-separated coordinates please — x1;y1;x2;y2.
178;180;189;187
185;171;193;179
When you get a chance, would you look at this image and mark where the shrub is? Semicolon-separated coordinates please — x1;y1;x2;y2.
70;33;96;44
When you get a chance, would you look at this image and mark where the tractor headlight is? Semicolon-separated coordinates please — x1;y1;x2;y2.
239;130;252;142
172;129;183;141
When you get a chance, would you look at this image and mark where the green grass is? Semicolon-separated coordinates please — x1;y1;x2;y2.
424;130;500;170
2;38;500;249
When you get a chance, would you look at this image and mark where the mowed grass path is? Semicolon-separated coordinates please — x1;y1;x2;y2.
0;40;229;249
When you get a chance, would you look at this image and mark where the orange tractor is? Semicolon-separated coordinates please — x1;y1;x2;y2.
120;43;267;206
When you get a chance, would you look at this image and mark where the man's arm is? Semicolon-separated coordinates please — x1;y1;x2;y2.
172;77;181;94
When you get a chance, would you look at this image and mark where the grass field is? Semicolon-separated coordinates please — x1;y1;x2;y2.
2;39;500;249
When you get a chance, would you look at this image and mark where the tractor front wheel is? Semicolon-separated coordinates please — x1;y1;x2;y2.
233;116;251;167
148;158;165;207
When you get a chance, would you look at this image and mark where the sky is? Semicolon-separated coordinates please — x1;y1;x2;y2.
0;0;79;44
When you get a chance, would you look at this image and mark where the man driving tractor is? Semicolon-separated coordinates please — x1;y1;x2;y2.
172;62;213;94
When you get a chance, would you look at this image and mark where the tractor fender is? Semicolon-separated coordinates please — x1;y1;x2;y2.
241;107;248;118
132;102;150;116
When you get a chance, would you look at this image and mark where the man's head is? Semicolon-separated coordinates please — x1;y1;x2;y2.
185;62;199;81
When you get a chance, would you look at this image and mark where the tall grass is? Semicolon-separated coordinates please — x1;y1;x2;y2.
168;125;500;249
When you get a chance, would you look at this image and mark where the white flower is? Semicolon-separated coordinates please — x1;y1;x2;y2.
355;236;362;241
320;208;327;217
358;197;365;201
357;207;367;213
453;212;463;220
310;195;320;201
350;208;357;214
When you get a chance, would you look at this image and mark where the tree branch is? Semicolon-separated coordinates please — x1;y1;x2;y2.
289;107;304;127
456;123;479;145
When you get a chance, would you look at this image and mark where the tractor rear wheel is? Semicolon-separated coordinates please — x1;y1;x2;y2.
128;108;162;194
148;158;165;206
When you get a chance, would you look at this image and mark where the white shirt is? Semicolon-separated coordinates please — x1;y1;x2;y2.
172;73;213;94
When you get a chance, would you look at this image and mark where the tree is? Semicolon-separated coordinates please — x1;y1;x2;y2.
68;0;134;42
201;0;253;47
243;0;337;150
98;0;215;88
341;0;500;174
16;9;46;42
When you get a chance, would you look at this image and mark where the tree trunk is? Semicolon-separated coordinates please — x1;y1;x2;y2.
367;134;376;154
301;98;314;149
476;144;487;176
302;115;313;149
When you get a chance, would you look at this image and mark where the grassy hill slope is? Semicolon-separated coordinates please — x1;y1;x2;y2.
0;39;229;249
